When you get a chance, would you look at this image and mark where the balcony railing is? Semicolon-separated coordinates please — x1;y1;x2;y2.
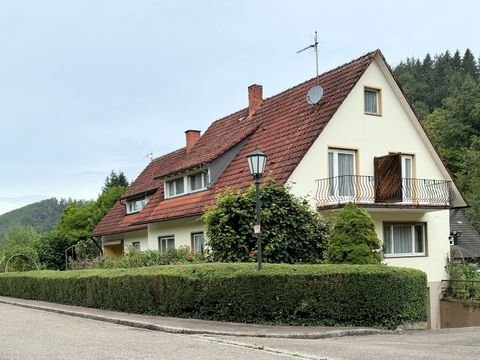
315;175;453;208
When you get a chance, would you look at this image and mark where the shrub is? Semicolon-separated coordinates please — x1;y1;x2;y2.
204;181;330;263
0;263;427;329
326;203;382;264
87;247;206;269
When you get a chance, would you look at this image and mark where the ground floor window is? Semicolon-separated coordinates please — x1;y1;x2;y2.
159;236;175;253
191;232;205;254
383;223;426;257
131;241;140;251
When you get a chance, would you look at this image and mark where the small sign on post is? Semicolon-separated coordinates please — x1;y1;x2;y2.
254;224;261;234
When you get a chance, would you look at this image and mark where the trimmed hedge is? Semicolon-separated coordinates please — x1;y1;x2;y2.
0;263;427;329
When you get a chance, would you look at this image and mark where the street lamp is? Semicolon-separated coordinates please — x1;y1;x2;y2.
247;148;267;271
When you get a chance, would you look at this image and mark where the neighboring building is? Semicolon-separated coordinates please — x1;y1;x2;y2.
450;210;480;261
93;50;467;329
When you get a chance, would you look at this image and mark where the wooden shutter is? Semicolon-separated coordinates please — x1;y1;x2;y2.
374;154;402;202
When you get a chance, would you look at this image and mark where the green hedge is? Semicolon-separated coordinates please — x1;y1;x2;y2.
0;263;427;329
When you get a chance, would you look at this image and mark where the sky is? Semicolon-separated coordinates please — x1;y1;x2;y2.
0;0;478;215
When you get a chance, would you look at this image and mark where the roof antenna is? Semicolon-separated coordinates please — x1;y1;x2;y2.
297;31;319;83
297;31;324;105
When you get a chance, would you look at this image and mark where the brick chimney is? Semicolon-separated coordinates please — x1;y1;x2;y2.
185;130;201;153
248;84;263;117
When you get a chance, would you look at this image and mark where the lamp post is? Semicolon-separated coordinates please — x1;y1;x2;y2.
247;148;267;271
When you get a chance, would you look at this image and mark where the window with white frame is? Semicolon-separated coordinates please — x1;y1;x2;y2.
191;232;205;254
131;241;140;250
328;149;356;198
167;178;185;198
364;88;381;115
159;236;175;253
165;170;209;199
383;223;426;257
188;172;209;192
126;195;150;214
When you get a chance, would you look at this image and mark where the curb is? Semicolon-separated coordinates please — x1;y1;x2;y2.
0;298;390;339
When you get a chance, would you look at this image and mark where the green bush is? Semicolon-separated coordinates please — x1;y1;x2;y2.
326;203;382;264
0;263;426;329
88;247;206;269
204;181;330;263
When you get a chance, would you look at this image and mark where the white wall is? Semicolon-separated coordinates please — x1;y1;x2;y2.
287;57;450;209
147;216;205;251
286;56;453;286
371;209;450;282
103;229;148;252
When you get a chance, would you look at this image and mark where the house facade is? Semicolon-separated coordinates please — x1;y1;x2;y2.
93;50;467;329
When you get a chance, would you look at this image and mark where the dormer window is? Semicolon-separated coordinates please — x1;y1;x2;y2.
167;178;185;197
165;169;209;199
126;195;150;214
188;172;209;192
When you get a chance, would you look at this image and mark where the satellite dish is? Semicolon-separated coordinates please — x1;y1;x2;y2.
307;85;324;105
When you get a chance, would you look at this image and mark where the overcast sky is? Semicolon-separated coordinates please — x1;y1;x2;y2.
0;0;478;215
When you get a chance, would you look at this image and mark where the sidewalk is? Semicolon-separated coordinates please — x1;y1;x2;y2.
0;296;388;339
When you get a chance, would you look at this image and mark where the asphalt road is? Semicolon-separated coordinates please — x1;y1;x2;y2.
1;302;480;360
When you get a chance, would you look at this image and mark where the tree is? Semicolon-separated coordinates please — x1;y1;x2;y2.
462;49;478;78
36;174;128;269
203;181;330;263
35;231;70;270
102;170;129;192
0;225;40;272
326;203;382;265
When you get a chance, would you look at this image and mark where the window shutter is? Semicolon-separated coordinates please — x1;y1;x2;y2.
374;154;402;202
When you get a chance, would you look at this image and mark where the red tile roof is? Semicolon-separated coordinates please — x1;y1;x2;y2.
93;50;378;236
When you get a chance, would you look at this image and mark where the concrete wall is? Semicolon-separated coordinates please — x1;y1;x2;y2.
441;300;480;328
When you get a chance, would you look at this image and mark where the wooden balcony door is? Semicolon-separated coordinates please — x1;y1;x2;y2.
374;154;402;202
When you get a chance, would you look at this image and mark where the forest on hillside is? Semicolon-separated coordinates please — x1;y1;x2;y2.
0;198;70;243
394;49;480;230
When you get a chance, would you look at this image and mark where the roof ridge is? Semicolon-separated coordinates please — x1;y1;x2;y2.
258;49;378;105
151;146;186;162
200;50;378;130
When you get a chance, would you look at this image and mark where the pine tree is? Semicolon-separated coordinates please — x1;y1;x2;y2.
326;203;382;265
102;170;129;192
462;49;478;78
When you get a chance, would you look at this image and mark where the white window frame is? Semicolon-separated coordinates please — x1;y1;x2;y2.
131;241;140;251
191;232;205;254
401;155;414;203
126;195;151;214
364;87;381;115
187;171;209;193
165;169;210;199
383;223;426;258
159;236;175;253
328;149;356;200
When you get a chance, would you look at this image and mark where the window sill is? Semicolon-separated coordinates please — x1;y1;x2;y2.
364;112;382;117
165;188;208;200
384;253;427;258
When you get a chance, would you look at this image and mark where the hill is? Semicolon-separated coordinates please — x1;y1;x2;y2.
0;198;70;243
394;48;480;230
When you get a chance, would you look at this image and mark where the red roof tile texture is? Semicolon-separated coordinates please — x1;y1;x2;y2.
93;50;378;236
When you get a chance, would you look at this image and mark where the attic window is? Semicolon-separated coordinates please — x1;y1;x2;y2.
364;87;381;115
165;169;210;199
126;195;150;214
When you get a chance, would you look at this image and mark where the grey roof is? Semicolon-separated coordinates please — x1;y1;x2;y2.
450;210;480;259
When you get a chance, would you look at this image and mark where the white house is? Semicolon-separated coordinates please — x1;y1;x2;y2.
93;50;467;329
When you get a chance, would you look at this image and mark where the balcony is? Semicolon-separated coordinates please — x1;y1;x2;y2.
315;175;454;209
